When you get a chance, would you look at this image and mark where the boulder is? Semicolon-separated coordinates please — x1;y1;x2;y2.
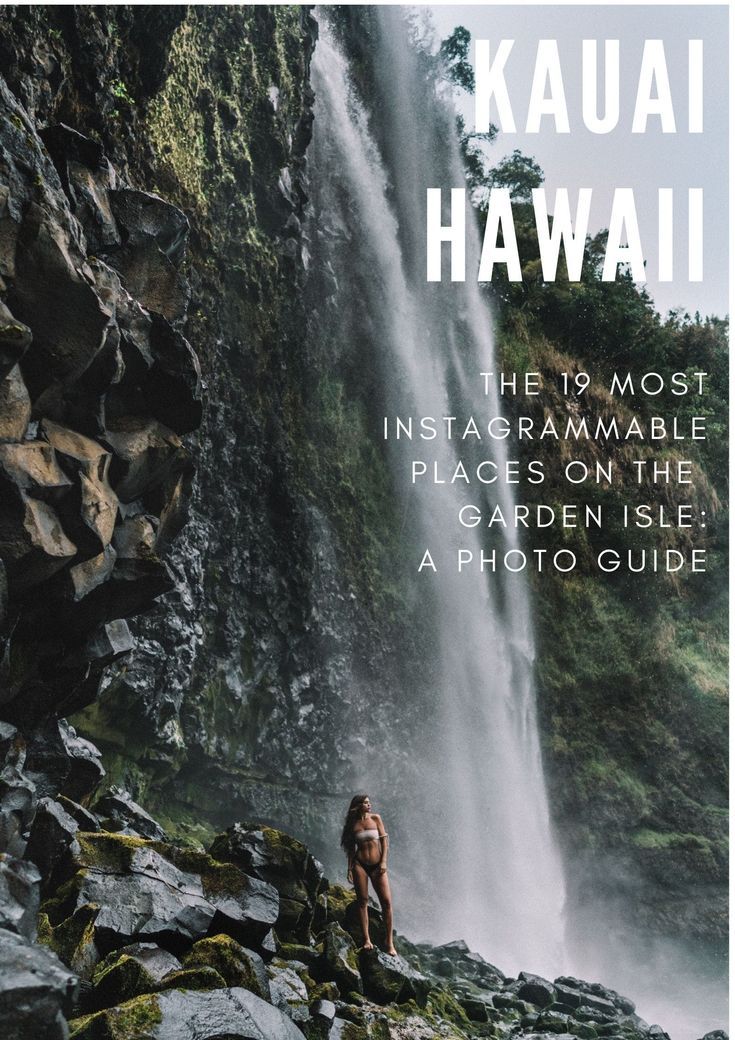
59;725;106;805
426;938;504;988
23;718;104;804
268;959;310;1022
92;787;167;840
536;1009;572;1033
260;927;278;961
555;982;583;1009
311;997;336;1022
68;985;305;1040
183;934;270;1000
518;971;557;1008
210;823;326;941
0;925;78;1040
44;833;279;956
320;922;362;997
555;975;634;1017
86;942;183;1011
0;853;40;938
459;996;489;1022
56;797;100;833
0;759;36;857
357;948;431;1006
24;796;80;888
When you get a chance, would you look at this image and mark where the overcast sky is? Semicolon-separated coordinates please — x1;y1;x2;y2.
429;4;729;318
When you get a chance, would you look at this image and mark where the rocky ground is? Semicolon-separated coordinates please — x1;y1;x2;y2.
0;719;726;1040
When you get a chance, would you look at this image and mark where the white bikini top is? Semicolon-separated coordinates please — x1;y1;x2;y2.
354;828;382;844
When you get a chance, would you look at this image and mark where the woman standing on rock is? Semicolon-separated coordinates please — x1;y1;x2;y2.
341;794;397;956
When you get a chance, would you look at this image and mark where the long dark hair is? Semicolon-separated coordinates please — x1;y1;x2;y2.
340;793;369;852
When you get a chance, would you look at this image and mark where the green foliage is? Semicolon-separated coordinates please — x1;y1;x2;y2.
489;149;544;203
110;79;134;106
439;27;475;92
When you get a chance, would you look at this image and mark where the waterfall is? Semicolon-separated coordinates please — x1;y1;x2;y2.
308;11;567;978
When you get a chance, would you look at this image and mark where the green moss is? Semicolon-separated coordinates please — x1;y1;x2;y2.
148;842;247;900
427;987;470;1025
632;829;715;852
324;883;354;925
70;993;163;1040
90;952;161;1009
37;912;53;947
182;935;265;995
77;832;149;873
310;980;340;1001
158;966;226;991
261;825;307;861
40;900;99;977
289;375;411;621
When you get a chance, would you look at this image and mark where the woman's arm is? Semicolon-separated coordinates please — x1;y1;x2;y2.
346;845;356;882
375;815;389;871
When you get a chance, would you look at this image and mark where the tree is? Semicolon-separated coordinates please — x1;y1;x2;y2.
489;150;544;203
439;27;475;93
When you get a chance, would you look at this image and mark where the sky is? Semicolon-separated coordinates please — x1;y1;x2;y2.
429;4;729;319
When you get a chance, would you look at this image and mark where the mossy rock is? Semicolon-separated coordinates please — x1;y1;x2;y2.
569;1023;599;1039
76;832;149;873
75;833;254;904
209;823;326;912
278;941;322;967
70;992;163;1039
37;911;54;946
69;986;305;1039
90;953;161;1010
276;894;313;942
44;832;278;959
320;922;361;997
427;986;471;1026
310;980;340;1002
158;966;226;991
358;948;432;1007
182;934;269;1001
323;883;354;927
42;902;101;979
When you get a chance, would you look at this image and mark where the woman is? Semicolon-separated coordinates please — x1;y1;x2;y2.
340;794;397;956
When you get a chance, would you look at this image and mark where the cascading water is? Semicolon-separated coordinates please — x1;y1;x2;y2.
308;10;566;979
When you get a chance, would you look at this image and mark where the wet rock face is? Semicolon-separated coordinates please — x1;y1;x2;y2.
0;33;205;1035
0;54;199;732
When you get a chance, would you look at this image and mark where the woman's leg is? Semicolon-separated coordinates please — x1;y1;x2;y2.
371;870;396;955
352;862;373;949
